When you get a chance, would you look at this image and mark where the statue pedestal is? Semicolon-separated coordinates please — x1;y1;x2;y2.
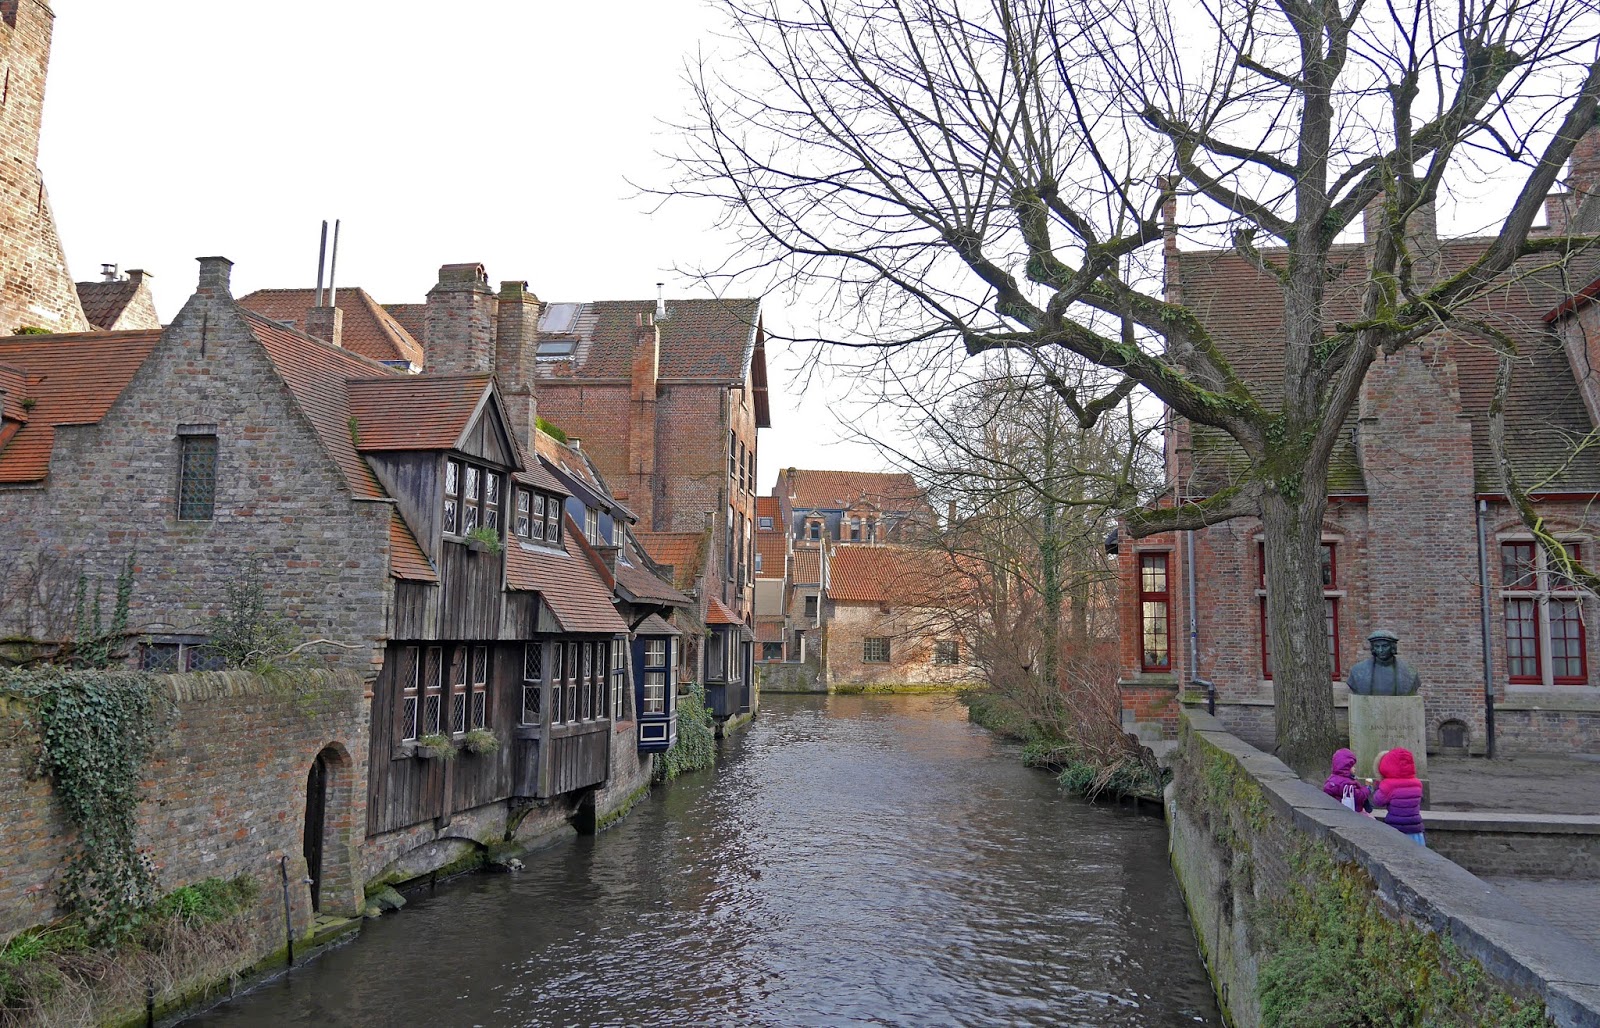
1347;694;1427;780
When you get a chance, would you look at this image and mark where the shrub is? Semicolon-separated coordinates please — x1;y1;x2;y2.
654;683;715;781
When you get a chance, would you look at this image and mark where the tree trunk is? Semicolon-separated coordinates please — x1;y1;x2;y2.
1260;490;1342;778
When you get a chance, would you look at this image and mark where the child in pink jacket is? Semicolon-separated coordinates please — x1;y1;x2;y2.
1371;747;1426;845
1322;747;1371;813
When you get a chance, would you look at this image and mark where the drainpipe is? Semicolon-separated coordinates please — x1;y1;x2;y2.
279;855;295;968
1185;528;1216;715
1476;499;1497;759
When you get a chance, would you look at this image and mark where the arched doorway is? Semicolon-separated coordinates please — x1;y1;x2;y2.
303;751;329;912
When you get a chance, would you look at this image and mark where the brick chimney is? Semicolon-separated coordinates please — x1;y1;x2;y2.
424;263;497;375
1567;124;1600;234
196;256;234;299
304;305;343;348
496;280;541;452
628;310;661;527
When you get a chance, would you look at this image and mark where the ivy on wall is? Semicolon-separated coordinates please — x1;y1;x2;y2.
654;684;715;782
2;666;165;942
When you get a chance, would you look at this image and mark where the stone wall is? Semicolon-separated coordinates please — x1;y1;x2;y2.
0;668;369;938
824;602;973;689
759;658;826;693
1169;707;1600;1026
1425;811;1600;880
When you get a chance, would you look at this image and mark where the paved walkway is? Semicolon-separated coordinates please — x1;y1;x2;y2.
1427;753;1600;815
1483;876;1600;956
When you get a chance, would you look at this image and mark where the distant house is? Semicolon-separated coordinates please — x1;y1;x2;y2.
824;545;971;689
75;267;161;331
774;468;931;545
1115;152;1600;755
753;495;789;663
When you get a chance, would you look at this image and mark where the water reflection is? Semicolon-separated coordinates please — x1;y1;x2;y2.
189;693;1217;1027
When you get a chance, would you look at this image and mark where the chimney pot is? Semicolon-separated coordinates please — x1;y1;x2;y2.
100;263;118;282
126;268;149;286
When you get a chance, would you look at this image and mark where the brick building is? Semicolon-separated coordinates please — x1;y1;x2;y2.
824;545;972;689
0;0;88;334
775;467;930;545
1117;170;1600;756
0;256;680;923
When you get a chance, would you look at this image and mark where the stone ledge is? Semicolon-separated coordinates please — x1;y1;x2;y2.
1425;811;1600;835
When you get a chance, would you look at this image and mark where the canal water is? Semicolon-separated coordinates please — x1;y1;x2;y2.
189;693;1219;1027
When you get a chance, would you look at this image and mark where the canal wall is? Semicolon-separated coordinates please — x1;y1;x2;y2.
1167;707;1600;1027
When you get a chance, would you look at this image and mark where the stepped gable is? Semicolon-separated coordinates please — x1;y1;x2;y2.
786;469;924;509
240;287;424;368
0;329;162;482
532;297;760;382
1174;239;1600;494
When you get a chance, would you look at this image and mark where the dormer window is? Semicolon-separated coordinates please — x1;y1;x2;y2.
512;487;564;545
445;458;504;538
584;507;600;543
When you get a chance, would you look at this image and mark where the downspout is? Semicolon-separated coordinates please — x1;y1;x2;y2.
1186;528;1214;715
1476;499;1497;758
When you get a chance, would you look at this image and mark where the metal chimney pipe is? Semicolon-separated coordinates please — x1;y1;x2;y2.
314;220;328;308
327;219;341;309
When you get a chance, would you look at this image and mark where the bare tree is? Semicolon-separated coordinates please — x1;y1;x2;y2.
671;0;1600;774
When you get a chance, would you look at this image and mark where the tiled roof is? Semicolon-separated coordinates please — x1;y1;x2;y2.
389;512;437;582
755;531;787;578
75;279;155;331
384;303;428;343
245;309;401;500
784;469;925;511
635;613;681;636
531;298;760;382
705;597;744;625
240;288;424;368
1174;239;1600;494
346;375;492;451
615;559;694;607
0;330;162;483
633;530;709;590
513;463;569;496
828;545;950;605
535;431;615;504
0;363;30;422
789;547;824;585
506;540;628;634
755;495;781;518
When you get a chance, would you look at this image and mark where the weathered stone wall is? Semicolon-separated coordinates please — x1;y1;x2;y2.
1425;811;1600;879
0;275;394;678
824;602;974;689
0;668;369;938
759;658;826;693
1169;707;1600;1027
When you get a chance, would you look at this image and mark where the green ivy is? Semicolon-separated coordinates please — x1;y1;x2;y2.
654;683;715;781
200;558;295;671
69;556;135;669
2;666;164;942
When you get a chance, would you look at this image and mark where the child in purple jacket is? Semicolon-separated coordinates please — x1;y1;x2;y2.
1322;748;1371;813
1371;747;1426;845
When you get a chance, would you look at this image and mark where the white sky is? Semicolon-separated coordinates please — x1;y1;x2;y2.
37;1;890;485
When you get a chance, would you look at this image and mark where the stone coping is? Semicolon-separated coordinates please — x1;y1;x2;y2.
1181;708;1600;1027
1425;811;1600;835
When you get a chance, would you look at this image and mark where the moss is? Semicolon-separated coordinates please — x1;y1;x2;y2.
595;780;651;833
829;682;966;695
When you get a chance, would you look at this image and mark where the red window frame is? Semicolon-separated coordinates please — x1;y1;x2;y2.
1502;541;1588;685
1138;552;1172;672
1257;542;1340;680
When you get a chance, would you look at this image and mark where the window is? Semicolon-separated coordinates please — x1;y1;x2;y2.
759;516;773;531
754;551;764;573
140;638;223;673
398;645;420;741
537;337;576;357
1139;553;1172;672
850;517;861;541
804;594;818;619
444;458;504;539
584;507;599;543
515;490;532;538
761;642;784;661
543;495;562;543
449;647;468;734
550;644;565;723
1256;543;1339;679
522;642;542;725
470;646;489;730
1501;541;1587;685
863;637;890;663
612;640;627;720
177;431;218;521
422;646;444;736
808;519;822;541
934;639;960;666
643;638;668;714
728;431;738;485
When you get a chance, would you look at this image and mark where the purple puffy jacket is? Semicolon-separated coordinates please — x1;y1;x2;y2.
1322;748;1370;811
1372;748;1425;835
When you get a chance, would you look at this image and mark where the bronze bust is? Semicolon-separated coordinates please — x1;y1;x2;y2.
1346;629;1421;696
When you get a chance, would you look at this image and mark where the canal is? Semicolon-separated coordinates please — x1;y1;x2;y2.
189;693;1219;1027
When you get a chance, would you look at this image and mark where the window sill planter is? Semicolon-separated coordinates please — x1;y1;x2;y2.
462;728;500;755
409;735;457;761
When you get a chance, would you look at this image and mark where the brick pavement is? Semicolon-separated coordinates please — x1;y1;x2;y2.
1484;877;1600;960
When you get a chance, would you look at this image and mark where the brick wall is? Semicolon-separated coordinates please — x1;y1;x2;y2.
0;0;87;334
0;668;369;938
824;601;973;687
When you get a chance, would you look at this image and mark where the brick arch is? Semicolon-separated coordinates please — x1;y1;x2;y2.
304;741;361;918
1489;514;1591;538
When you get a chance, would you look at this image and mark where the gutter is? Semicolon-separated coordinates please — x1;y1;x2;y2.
1476;499;1497;758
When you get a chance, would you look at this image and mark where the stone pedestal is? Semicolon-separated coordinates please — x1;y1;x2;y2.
1348;694;1427;780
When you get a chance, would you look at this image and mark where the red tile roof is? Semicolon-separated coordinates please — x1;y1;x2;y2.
755;531;787;579
346;375;492;451
0;363;30;423
383;303;428;343
532;298;761;382
0;330;163;483
827;545;938;604
506;540;627;634
75;279;157;331
705;597;744;625
755;495;781;519
389;512;437;582
783;469;925;511
789;547;824;585
246;310;402;500
240;288;424;367
633;530;709;590
615;560;694;607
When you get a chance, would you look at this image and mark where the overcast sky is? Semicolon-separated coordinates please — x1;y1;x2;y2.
37;1;889;483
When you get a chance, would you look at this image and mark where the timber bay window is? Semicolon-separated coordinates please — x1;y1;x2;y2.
176;427;218;521
522;642;542;725
444;458;504;538
1501;541;1588;686
1139;553;1172;672
1256;542;1340;679
612;640;627;719
863;636;890;663
581;643;594;719
642;639;668;714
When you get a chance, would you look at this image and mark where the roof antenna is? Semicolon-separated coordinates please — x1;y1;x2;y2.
656;282;665;319
327;218;341;309
314;220;328;307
